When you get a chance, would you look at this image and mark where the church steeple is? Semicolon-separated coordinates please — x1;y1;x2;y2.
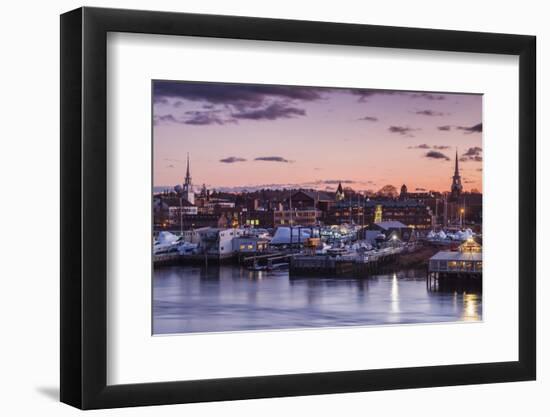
182;152;194;205
184;152;192;186
450;148;463;202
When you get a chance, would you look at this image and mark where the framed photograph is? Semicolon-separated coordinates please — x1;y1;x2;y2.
60;7;536;409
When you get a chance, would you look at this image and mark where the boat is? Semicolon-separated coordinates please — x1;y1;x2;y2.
153;231;181;255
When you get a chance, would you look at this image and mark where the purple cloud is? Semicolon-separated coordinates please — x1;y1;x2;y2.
153;96;169;105
232;102;306;121
153;114;179;125
254;156;293;163
457;123;483;134
321;179;356;184
389;126;420;136
154;81;324;106
415;109;446;116
184;110;235;126
350;89;446;102
349;89;401;101
460;146;483;162
220;156;247;163
408;144;431;149
425;151;450;161
433;145;451;150
358;115;378;122
409;93;445;100
437;125;451;131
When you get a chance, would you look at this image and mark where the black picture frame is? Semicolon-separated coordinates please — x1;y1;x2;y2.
60;6;536;410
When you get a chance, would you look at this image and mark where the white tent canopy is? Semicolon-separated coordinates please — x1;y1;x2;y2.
270;227;312;245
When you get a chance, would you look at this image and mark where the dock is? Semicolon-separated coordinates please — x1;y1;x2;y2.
153;251;236;267
240;251;297;270
289;247;404;276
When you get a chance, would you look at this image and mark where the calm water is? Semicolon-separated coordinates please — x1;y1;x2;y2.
153;265;482;335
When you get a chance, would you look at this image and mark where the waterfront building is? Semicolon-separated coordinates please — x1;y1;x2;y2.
233;236;270;253
192;227;246;259
428;238;482;276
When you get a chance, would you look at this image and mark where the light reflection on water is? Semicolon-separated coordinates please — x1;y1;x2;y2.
153;265;481;335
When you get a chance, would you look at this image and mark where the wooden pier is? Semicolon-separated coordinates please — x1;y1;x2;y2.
426;271;482;292
289;247;403;276
240;251;297;270
153;252;235;267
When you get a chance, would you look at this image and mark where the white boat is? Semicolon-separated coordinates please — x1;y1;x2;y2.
153;231;181;255
177;241;199;255
153;231;199;256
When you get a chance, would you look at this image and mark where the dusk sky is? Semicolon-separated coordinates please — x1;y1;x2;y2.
153;81;482;193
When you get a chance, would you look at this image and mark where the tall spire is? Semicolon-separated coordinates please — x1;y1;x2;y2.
454;148;459;177
182;153;194;205
450;147;462;202
184;152;191;185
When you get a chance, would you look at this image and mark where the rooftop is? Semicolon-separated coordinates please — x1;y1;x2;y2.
335;199;428;209
374;221;408;230
291;190;334;202
430;250;482;262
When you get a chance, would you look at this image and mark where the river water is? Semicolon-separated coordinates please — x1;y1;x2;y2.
153;265;481;335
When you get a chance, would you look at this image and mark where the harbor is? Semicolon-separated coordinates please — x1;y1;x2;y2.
153;224;481;286
153;264;481;334
153;151;482;291
151;86;483;334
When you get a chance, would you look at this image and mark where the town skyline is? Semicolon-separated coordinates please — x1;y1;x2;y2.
153;81;483;193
